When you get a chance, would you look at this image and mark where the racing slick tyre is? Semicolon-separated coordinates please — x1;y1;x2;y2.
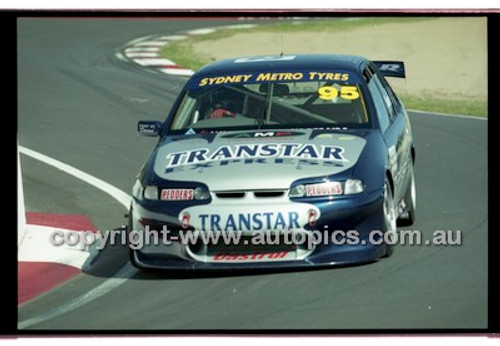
382;177;398;258
397;160;417;227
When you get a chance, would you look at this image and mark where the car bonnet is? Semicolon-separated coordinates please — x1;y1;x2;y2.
153;129;367;191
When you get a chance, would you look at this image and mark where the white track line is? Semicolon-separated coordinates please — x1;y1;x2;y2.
156;35;186;41
157;67;194;76
125;52;160;58
18;145;138;329
133;57;177;66
125;47;160;53
223;24;257;30
18;144;27;246
19;146;130;209
184;28;216;35
114;52;128;62
18;263;137;329
134;41;168;47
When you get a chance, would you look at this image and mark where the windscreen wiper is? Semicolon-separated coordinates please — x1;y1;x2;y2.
256;109;266;129
256;83;274;130
265;83;274;123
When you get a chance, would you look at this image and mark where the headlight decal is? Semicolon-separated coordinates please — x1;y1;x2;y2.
289;179;364;198
305;182;343;197
161;188;194;201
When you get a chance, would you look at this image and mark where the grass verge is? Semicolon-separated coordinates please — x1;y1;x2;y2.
160;18;427;71
399;94;486;118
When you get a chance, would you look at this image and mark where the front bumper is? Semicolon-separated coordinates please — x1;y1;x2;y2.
129;188;388;270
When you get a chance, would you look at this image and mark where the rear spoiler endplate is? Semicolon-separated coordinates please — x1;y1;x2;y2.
373;61;406;78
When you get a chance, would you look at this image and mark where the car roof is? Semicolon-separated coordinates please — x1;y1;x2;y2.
194;54;370;77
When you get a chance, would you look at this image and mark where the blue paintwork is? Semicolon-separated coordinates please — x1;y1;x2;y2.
131;54;415;270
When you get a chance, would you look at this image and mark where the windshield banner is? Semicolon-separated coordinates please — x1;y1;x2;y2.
187;70;360;89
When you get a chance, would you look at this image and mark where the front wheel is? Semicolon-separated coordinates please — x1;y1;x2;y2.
382;178;397;258
397;160;417;227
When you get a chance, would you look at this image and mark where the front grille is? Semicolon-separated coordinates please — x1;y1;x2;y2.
189;235;296;255
215;192;246;199
185;231;315;263
214;190;286;199
254;191;285;198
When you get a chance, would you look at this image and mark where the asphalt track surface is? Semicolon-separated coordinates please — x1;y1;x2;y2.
18;18;488;330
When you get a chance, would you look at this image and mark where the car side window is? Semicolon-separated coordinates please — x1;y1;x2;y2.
377;73;402;114
372;74;395;120
367;73;391;132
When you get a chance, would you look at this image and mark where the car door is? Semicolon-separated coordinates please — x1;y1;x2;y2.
366;64;413;203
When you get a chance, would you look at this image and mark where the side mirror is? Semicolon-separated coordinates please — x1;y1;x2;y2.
138;121;163;137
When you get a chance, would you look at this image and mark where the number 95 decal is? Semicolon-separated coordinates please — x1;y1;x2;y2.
318;85;360;101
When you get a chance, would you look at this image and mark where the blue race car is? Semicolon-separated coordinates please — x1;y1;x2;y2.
129;54;416;270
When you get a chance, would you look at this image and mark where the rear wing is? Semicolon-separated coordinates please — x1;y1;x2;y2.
373;61;406;78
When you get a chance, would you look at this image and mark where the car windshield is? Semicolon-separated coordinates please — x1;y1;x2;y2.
169;71;369;133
